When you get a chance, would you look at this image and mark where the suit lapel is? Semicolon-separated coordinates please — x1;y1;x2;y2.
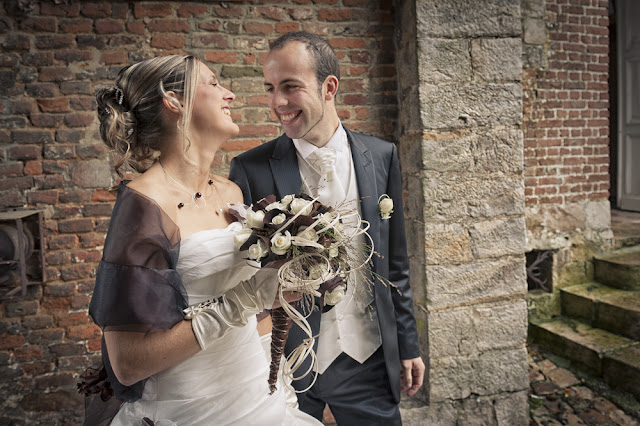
269;134;303;197
346;127;380;266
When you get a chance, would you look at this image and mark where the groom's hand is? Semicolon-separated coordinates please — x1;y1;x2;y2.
400;357;425;397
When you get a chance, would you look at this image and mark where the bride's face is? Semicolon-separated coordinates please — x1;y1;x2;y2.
189;63;238;142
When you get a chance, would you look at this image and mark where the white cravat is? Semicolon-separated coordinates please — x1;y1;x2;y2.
305;146;346;206
293;125;381;373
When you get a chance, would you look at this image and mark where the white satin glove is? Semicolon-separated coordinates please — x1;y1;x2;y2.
184;268;279;351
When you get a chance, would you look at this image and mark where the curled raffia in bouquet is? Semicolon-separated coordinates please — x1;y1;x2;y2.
229;193;374;394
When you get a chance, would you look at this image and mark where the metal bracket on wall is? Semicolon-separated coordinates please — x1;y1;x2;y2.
0;210;46;300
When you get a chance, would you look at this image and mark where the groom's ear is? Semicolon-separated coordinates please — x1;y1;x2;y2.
323;75;339;101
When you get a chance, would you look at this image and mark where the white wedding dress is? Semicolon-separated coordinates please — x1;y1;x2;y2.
111;222;320;425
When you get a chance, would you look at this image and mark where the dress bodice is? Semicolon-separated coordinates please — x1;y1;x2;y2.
177;221;259;304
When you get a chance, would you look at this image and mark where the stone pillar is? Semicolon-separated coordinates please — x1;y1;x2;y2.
395;0;529;423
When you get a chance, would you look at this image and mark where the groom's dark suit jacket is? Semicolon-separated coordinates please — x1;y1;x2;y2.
228;126;420;402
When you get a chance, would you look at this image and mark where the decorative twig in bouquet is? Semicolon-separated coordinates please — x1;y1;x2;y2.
230;194;374;394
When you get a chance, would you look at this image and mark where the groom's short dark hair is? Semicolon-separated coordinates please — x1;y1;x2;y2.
269;31;341;88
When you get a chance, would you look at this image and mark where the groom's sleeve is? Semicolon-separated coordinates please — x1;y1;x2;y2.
387;143;421;360
229;156;253;206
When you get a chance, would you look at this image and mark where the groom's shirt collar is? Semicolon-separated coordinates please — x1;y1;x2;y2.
292;121;348;161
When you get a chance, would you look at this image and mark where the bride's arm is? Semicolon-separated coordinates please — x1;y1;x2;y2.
104;320;200;386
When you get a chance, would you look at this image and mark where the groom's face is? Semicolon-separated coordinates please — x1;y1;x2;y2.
263;42;330;145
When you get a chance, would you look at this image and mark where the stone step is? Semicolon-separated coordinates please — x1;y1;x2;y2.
602;345;640;402
529;317;639;382
561;282;640;340
594;245;640;290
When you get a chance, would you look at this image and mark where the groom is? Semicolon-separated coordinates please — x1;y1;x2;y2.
229;31;424;424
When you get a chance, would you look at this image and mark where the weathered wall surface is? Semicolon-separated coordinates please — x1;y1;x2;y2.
521;0;614;317
395;0;529;423
0;1;397;423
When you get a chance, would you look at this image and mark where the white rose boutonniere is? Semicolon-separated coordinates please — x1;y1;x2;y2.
378;194;393;220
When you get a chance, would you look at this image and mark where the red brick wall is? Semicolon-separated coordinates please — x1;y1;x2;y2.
522;0;610;207
0;1;396;422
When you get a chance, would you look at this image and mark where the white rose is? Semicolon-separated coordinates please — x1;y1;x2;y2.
270;231;292;255
296;226;318;243
272;213;287;225
247;210;266;228
290;198;313;216
307;264;330;285
265;202;286;211
233;228;253;247
317;212;335;227
324;284;346;305
379;196;393;219
327;244;339;258
248;240;268;261
281;194;294;206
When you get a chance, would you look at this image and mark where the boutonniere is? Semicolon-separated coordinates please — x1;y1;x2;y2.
378;194;393;220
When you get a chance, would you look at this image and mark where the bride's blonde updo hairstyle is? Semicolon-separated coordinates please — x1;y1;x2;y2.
96;55;201;174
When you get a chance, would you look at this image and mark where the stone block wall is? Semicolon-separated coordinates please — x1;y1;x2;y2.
0;1;396;423
522;0;614;314
395;0;529;423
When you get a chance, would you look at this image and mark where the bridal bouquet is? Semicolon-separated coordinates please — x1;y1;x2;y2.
230;194;373;394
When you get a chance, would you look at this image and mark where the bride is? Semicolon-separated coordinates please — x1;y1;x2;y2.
86;54;321;425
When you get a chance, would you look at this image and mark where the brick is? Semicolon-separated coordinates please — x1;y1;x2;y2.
49;342;84;357
0;334;26;349
56;129;86;143
178;4;208;17
40;2;80;16
61;264;95;281
134;3;173;18
80;3;110;18
237;124;278;137
94;18;125;34
63;112;94;127
8;145;40;160
151;34;187;49
54;49;93;63
2;34;30;51
60;189;95;203
83;203;113;217
30;114;64;128
58;218;93;234
56;312;87;327
35;372;75;389
22;315;54;330
70;97;95;111
5;300;39;317
318;9;355;21
276;22;299;34
60;81;92;95
68;324;101;340
21;17;56;32
126;20;146;35
39;67;74;82
25;83;57;98
11;130;53;144
0;115;27;128
244;22;273;35
80;232;107;247
257;6;288;20
198;21;221;32
27;190;58;205
100;50;128;65
72;249;102;263
58;18;93;33
44;145;75;160
37;98;70;113
148;19;191;33
0;176;33;191
192;34;228;48
71;293;91;308
24;161;42;176
213;5;244;18
203;51;238;64
76;35;107;49
13;345;44;362
221;139;260;152
35;34;75;50
48;234;79;250
21;52;54;67
22;361;55;376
